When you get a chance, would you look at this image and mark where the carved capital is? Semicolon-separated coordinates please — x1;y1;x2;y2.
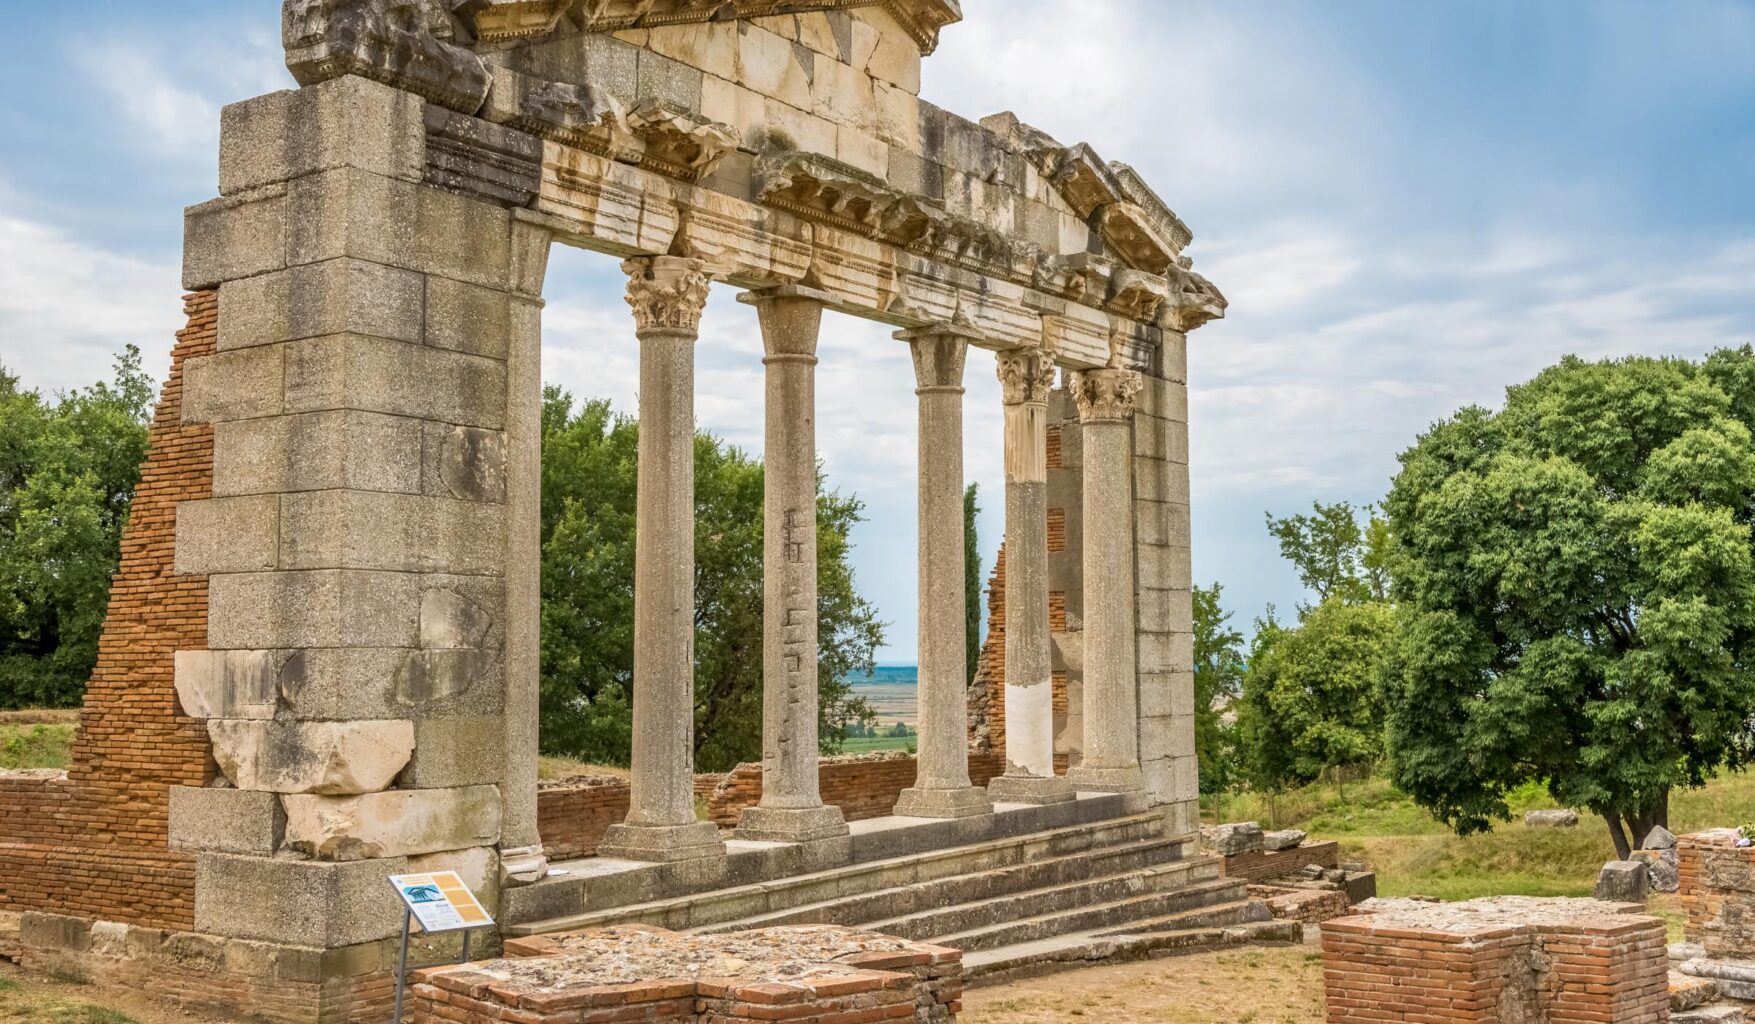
996;348;1056;406
1072;368;1142;423
898;321;981;394
623;256;711;336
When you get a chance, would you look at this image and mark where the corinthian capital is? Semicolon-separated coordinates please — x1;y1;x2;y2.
1071;368;1143;423
622;256;711;335
996;348;1057;406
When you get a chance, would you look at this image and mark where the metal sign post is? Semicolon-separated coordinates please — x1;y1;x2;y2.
387;871;495;1023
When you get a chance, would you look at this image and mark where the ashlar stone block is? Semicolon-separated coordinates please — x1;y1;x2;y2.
219;77;425;197
174;495;279;575
182;344;286;425
400;716;507;789
425;275;512;359
281;785;502;861
208;719;415;795
422;422;507;503
183;186;288;291
278;490;505;574
285;168;513;290
175;650;283;720
212;410;425;497
195;853;408;947
209;569;425;650
169;787;286;855
218;257;424;352
283;334;506;430
277;647;503;722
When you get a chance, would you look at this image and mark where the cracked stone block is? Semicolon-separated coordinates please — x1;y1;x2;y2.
1595;859;1650;902
281;785;502;861
174;650;282;720
1636;849;1681;894
1263;829;1307;852
195;853;408;947
208;719;414;795
1213;821;1264;856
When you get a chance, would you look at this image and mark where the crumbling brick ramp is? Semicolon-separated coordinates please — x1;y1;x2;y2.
1321;896;1668;1023
410;925;961;1024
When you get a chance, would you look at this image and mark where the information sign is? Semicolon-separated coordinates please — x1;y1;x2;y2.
388;871;494;934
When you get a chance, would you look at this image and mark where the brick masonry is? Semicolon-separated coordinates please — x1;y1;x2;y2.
1680;828;1755;957
1321;897;1668;1024
0;292;218;930
1221;841;1340;883
410;925;962;1024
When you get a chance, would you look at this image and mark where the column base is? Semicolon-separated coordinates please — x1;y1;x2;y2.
893;785;994;819
1065;764;1147;794
499;844;550;887
987;773;1076;805
732;804;851;844
597;821;726;863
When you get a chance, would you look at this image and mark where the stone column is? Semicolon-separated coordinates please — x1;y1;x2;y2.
987;346;1075;806
893;323;994;820
731;284;850;849
1065;367;1147;794
598;255;726;864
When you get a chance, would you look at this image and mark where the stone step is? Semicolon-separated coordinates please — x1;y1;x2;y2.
962;919;1304;986
1674;1007;1747;1024
1674;970;1722;1012
857;862;1233;943
695;834;1197;935
932;879;1257;952
1092;891;1274;936
509;810;1175;937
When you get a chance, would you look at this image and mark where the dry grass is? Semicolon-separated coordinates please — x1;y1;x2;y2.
963;946;1325;1024
0;961;223;1024
537;755;628;781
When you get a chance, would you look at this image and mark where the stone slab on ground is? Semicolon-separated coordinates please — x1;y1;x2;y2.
1210;822;1263;856
411;925;962;1024
1525;809;1580;828
1596;859;1651;902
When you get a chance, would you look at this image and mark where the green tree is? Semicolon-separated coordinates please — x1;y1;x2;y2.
1191;583;1244;796
538;390;883;771
0;348;154;709
1383;350;1755;858
1237;599;1395;793
1265;501;1390;608
964;483;982;684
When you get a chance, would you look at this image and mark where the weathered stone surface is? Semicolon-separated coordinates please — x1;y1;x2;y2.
1646;825;1680;850
282;0;490;115
218;257;424;351
207;570;422;650
1213;822;1264;857
285;168;513;290
429;423;508;502
401;715;507;789
1636;849;1682;894
281;785;502;860
174;650;283;720
169;787;287;855
183;188;288;291
175;494;281;575
1595;859;1650;902
424;105;542;205
283;333;507;430
219;76;425;196
182;344;286;425
208;719;415;795
212;410;426;497
195;853;408;946
278;490;504;574
1263;829;1307;852
1526;809;1580;828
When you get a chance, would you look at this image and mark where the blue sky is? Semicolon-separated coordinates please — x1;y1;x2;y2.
1;2;1752;660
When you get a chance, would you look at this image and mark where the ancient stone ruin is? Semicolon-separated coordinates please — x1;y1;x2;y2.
0;1;1227;1020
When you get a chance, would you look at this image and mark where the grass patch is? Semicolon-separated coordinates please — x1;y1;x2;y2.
536;756;627;781
0;724;74;770
46;1009;138;1024
835;734;916;755
0;978;20;992
1204;769;1755;901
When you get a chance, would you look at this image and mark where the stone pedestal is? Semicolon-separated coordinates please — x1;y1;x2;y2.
731;284;849;849
894;324;993;821
598;256;726;865
1065;367;1146;795
987;346;1074;806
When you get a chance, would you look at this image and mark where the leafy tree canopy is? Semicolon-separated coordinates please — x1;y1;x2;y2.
538;389;883;771
0;348;154;709
1383;349;1755;857
1191;582;1245;794
1265;500;1390;609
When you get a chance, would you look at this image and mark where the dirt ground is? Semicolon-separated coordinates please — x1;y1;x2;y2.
962;946;1327;1024
0;960;220;1024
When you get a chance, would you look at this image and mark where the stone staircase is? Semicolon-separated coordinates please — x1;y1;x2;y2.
507;807;1298;983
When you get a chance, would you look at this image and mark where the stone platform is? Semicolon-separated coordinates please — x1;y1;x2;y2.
410;925;961;1024
510;796;1296;985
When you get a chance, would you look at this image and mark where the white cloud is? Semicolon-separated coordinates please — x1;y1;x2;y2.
76;30;288;161
0;188;183;392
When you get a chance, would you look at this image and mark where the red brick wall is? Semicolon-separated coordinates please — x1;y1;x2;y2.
0;292;216;929
1221;841;1340;882
537;780;632;861
1680;829;1755;957
706;752;1016;829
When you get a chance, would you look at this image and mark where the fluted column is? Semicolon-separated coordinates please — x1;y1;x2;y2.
598;255;726;863
893;323;994;820
987;346;1075;805
731;284;850;849
1065;367;1147;794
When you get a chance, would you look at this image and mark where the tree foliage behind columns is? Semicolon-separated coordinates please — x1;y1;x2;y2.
0;348;153;709
964;483;981;685
1384;350;1755;858
1191;583;1244;794
538;389;882;771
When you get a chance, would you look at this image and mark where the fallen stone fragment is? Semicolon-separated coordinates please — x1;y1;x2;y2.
1594;859;1650;902
1525;809;1579;828
1263;829;1307;852
1645;825;1679;850
1212;822;1264;856
1635;848;1681;893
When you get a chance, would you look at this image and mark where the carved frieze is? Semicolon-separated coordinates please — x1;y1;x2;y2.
460;0;572;42
1098;203;1177;277
1159;265;1228;334
1107;268;1168;322
623;103;739;182
492;70;733;183
572;0;961;54
425;105;543;205
283;0;492;114
1112;163;1193;253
